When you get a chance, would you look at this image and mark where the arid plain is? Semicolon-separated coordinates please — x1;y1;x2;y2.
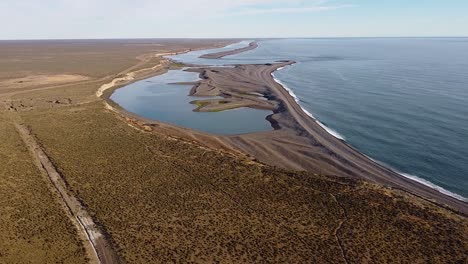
0;39;467;263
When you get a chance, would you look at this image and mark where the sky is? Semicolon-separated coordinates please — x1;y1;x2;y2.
1;0;468;39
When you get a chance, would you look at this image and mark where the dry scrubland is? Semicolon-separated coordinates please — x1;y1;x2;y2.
0;39;234;81
0;39;234;263
19;103;468;263
0;113;87;263
1;39;467;263
1;39;233;113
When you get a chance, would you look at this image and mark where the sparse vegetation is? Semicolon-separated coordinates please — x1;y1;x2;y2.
0;113;87;264
170;62;186;69
19;103;468;263
190;100;210;108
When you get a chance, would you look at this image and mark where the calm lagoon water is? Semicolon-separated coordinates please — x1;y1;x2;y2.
116;38;468;200
111;69;272;135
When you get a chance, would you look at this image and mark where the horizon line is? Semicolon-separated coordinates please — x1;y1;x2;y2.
1;36;468;41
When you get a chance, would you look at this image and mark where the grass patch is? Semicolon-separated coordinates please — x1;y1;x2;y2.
190;100;210;108
171;62;186;69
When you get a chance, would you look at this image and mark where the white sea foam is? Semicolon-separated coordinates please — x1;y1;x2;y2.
363;155;468;202
363;154;379;163
316;121;345;140
272;67;345;140
301;108;316;119
274;77;300;103
273;65;467;202
400;173;468;202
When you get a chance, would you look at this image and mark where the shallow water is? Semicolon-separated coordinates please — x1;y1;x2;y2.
111;69;273;135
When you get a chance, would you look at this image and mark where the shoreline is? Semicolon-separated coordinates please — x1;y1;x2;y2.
265;64;468;213
102;41;467;215
264;63;468;213
200;41;258;59
95;41;239;99
272;65;467;203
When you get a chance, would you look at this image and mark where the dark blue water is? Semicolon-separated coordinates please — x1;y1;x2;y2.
111;69;272;135
168;38;468;200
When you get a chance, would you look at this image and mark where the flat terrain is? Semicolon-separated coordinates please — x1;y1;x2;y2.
17;101;468;263
1;39;467;263
0;39;233;263
0;113;87;263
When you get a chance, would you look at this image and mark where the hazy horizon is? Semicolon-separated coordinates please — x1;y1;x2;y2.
2;36;468;42
1;0;467;40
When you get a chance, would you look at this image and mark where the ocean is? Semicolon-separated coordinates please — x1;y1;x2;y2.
116;38;468;200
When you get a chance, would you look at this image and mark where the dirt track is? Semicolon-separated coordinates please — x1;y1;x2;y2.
15;123;120;264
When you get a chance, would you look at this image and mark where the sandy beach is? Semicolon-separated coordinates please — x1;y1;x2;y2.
105;43;467;215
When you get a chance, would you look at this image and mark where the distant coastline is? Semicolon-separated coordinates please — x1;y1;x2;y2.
200;41;258;59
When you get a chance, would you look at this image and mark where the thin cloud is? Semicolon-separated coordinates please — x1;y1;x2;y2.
231;4;353;15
